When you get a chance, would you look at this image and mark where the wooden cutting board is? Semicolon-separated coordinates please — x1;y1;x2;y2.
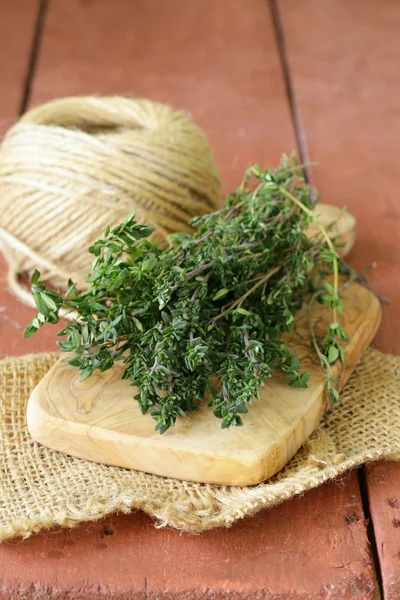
27;205;380;486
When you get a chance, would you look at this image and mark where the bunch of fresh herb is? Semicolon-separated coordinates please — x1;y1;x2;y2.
25;155;351;433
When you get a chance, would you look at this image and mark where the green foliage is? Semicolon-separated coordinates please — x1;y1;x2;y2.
25;155;352;433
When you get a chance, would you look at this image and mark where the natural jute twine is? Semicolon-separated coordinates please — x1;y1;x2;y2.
0;96;220;308
0;348;398;540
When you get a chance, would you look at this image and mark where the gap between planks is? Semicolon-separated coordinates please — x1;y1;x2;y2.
358;466;384;600
268;0;311;184
18;0;49;116
272;1;386;594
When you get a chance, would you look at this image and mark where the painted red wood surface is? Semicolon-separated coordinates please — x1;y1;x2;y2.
29;0;296;196
280;0;400;354
279;1;400;597
0;1;38;133
0;478;373;600
366;463;400;600
0;0;395;597
0;0;55;352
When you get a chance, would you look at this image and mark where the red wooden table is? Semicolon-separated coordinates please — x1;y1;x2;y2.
1;1;399;598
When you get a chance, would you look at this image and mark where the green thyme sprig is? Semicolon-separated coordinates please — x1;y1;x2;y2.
25;155;352;433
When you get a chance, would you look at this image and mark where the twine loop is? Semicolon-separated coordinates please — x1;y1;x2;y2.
0;96;220;307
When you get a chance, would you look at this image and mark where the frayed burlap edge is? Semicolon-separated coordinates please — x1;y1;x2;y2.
0;348;399;540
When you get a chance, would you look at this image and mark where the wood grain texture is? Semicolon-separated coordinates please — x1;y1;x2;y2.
0;0;378;597
311;203;356;258
27;281;380;485
279;1;400;595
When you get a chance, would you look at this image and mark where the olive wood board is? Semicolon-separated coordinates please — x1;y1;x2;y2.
27;205;376;486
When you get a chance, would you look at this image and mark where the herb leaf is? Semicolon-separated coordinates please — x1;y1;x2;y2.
25;154;353;433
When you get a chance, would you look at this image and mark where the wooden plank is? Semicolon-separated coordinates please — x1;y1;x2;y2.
366;463;400;600
0;477;374;600
278;0;400;596
29;0;296;194
0;255;56;357
0;1;39;134
0;1;53;357
279;0;400;354
0;0;376;598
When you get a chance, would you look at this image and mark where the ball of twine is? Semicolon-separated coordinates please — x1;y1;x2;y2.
0;96;221;307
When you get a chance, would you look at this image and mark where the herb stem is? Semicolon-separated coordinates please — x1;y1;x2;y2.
278;186;339;323
25;155;356;434
307;290;333;379
186;262;213;278
211;266;280;324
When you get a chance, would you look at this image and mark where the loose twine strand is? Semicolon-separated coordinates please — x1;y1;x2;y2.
0;96;221;309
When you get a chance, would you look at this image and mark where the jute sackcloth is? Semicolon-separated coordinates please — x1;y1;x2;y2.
0;348;399;540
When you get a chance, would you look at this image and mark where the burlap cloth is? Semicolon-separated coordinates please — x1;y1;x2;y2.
0;348;399;540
